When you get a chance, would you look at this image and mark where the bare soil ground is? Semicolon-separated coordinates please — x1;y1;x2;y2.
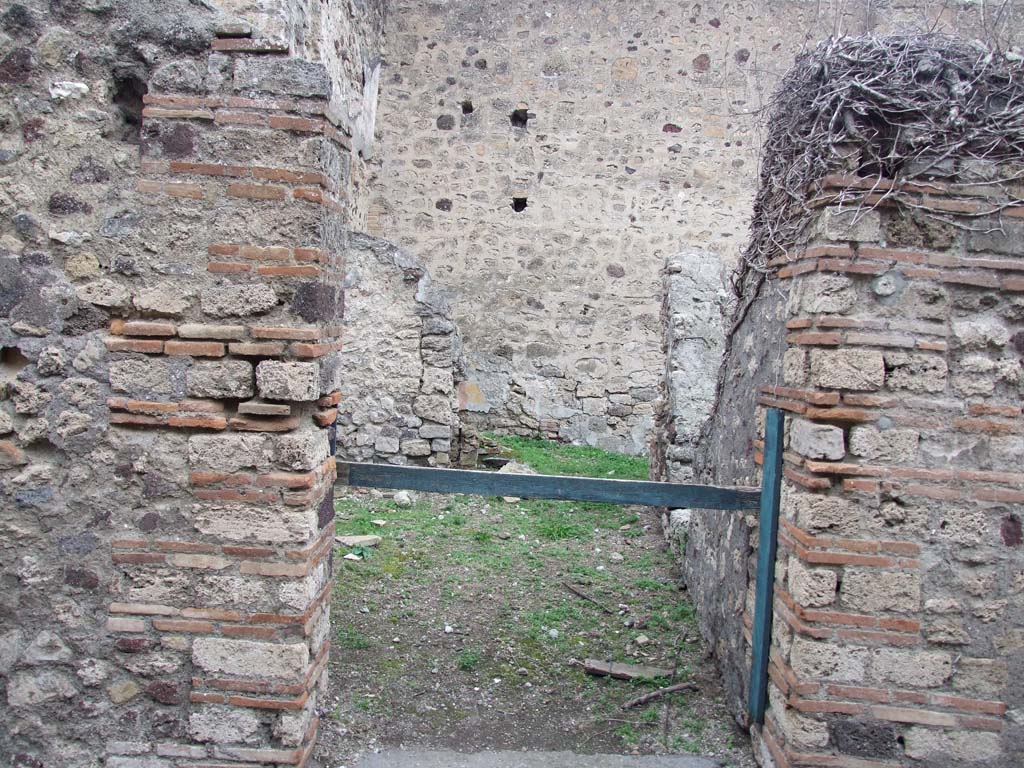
314;442;754;768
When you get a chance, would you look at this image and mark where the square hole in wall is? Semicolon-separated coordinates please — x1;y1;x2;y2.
511;197;528;212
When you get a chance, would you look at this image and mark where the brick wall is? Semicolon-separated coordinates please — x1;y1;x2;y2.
0;1;384;764
695;168;1024;764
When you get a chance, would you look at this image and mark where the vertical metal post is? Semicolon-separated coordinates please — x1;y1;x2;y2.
748;407;784;726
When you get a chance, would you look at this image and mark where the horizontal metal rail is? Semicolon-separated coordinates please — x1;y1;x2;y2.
337;461;760;510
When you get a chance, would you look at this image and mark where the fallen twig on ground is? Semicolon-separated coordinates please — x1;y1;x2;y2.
562;581;615;614
621;681;700;710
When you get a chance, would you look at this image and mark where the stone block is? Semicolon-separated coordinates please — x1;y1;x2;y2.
275;699;315;747
871;648;952;688
7;669;77;706
401;438;431;456
275;427;330;470
883;351;947;393
374;435;400;453
413;394;451;423
848;425;918;463
952;657;1008;697
192;638;309;681
189;434;271;472
256;361;319;401
189;706;260;744
233;57;329;98
841;570;920;613
790;637;867;682
192;504;317;544
788;556;837;608
790;418;845;460
109;359;172;396
952;318;1010;349
134;284;193;317
201;285;278;317
418;423;451;439
800;275;856;314
810;349;884;391
187;360;254;399
782;347;807;387
903;728;1002;761
783;490;861;535
816;206;881;242
830;719;900;759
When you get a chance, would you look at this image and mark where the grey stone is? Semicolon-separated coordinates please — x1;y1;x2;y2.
256;361;319;401
790;419;845;460
189;705;260;744
7;669;77;706
76;279;130;308
418;423;451;439
233;57;329;98
413;395;451;423
200;285;278;317
187;360;254;399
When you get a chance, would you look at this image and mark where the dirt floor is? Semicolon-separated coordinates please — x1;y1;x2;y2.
314;443;755;768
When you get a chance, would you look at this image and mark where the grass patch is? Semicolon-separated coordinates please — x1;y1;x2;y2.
493;435;649;480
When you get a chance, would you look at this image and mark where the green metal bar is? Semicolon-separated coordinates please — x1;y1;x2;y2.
748;407;785;726
337;462;761;511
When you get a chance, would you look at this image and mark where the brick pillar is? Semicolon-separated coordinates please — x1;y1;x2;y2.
102;36;348;765
755;174;1023;766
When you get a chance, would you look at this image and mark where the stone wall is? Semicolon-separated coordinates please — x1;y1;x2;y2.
0;1;383;765
336;233;462;466
370;0;1022;455
690;78;1024;768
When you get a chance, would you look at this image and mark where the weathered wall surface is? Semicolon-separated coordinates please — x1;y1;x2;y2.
371;0;1018;454
688;40;1024;767
0;1;383;765
337;233;462;465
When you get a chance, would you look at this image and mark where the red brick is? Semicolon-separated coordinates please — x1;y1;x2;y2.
142;106;215;121
930;693;1007;715
790;698;865;715
229;416;302;433
168;415;229;430
109;413;165;427
290;342;334;358
250;326;320;341
959;715;1005;732
164;341;226;357
111;538;149;549
268;115;321;132
783;466;832;490
214;110;267;126
294;248;326;263
122;321;177;337
154;540;218;554
842;478;880;494
165;182;205;199
193;489;277;503
240;560;308;577
256;471;316;489
221;545;276;558
105;338;164;354
143;94;220;108
112;552;167;565
777;260;818;279
788;330;843;344
293;188;323;204
227;183;287;201
228;342;287;356
824;684;891;703
239;245;291;261
818;258;889;275
316;391;342;407
870;705;956;727
180;399;227;413
941;271;1001;288
189;471;252;486
114;399;178;415
227;691;309;710
313;408;338;426
803;406;876;422
954;417;1024;435
786;318;813;330
253;168;325;185
181;607;244;622
208;243;240;256
152;619;215;633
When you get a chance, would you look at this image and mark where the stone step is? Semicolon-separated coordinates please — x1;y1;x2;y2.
355;750;721;768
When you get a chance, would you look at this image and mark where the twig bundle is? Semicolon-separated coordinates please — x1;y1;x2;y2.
734;34;1024;304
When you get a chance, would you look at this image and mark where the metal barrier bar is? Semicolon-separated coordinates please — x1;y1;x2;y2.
748;407;785;726
337;462;761;511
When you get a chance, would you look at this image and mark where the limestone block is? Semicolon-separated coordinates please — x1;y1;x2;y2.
421;367;454;395
810;349;884;391
871;648;952;687
201;285;278;317
790;637;867;682
192;504;318;544
7;669;77;706
21;630;73;665
256;361;318;401
413;394;451;423
841;570;920;613
800;275;856;314
401;438;431;456
374;435;400;453
768;685;828;749
418;423;451;439
134;284;193;316
0;409;13;435
109;359;172;396
848;426;918;463
233;57;329;98
903;728;1001;761
953;658;1008;697
189;434;271;472
883;352;947;392
788;557;837;608
76;279;130;308
815;207;881;242
189;705;260;744
275;427;330;471
275;699;316;747
790;418;845;460
187;360;254;399
783;347;807;386
952;318;1010;349
192;638;309;681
